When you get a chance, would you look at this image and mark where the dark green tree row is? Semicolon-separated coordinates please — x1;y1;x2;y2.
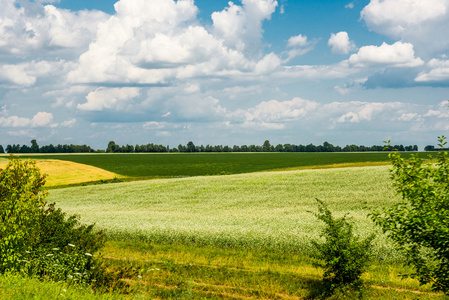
1;139;95;154
0;139;422;154
174;140;419;153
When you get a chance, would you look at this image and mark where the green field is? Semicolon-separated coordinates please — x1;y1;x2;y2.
7;152;416;178
3;152;446;299
48;166;397;257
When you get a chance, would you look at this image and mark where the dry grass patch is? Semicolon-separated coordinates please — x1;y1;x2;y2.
0;159;122;187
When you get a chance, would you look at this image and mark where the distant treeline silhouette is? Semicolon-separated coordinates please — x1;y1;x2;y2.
0;139;423;154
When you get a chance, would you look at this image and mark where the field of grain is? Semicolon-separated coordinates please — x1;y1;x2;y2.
11;152;403;178
48;165;400;260
0;159;121;187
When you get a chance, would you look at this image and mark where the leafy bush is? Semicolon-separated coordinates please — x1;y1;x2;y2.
310;199;374;296
0;155;111;288
371;136;449;293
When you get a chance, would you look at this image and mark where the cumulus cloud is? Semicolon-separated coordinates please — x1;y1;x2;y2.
423;100;449;118
336;102;401;123
415;59;449;82
60;118;77;127
361;0;449;58
287;34;308;48
0;64;36;86
0;111;53;127
328;31;356;54
348;41;424;67
68;0;280;86
212;0;278;56
0;0;108;56
228;97;320;129
77;87;141;111
221;97;448;138
284;34;317;61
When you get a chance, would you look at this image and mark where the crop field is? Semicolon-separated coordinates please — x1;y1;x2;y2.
48;166;398;258
9;152;404;178
0;159;121;187
3;152;446;299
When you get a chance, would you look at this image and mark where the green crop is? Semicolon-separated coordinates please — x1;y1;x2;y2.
49;165;400;260
12;152;405;178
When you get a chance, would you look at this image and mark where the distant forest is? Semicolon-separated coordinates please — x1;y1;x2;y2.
0;139;437;154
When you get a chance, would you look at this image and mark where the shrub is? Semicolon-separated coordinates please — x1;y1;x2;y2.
310;199;374;296
371;136;449;293
0;155;108;287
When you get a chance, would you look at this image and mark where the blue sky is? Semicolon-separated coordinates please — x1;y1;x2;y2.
1;0;449;150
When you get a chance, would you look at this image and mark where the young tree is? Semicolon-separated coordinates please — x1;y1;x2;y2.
371;136;449;293
310;199;374;296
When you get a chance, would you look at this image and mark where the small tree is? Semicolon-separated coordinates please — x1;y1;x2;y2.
371;136;449;293
310;199;374;295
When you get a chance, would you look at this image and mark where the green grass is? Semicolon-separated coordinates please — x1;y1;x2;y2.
7;152;410;178
49;165;400;260
96;240;447;299
0;272;126;300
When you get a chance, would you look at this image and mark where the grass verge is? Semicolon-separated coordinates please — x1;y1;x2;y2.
94;239;448;299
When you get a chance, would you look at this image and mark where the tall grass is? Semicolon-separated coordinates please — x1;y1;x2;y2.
0;273;126;300
49;166;400;260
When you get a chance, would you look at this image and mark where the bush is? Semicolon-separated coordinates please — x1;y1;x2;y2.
310;199;374;296
0;155;109;287
371;136;449;293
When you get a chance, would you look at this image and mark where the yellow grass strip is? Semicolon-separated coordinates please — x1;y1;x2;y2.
266;161;392;172
0;159;122;187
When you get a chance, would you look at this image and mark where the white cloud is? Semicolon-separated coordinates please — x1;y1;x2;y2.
60;118;77;127
345;2;355;9
0;64;36;86
328;31;356;54
399;113;419;121
336;102;400;123
285;34;316;60
68;0;279;86
143;121;167;130
423;101;449;118
228;97;319;129
415;59;449;82
0;0;108;56
361;0;449;58
31;112;53;127
77;87;141;111
348;42;424;67
287;34;308;47
212;0;278;55
0;111;53;127
361;0;447;37
254;52;282;74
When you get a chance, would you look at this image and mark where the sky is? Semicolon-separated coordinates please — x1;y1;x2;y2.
1;0;449;151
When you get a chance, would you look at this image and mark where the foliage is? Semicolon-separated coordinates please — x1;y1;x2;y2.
310;199;374;295
0;155;113;289
0;155;47;272
371;136;449;293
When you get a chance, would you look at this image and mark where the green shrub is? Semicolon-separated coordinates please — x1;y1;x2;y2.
310;199;374;296
371;136;449;293
0;155;111;288
0;155;47;272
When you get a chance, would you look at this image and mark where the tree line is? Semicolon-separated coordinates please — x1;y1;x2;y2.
0;139;422;154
